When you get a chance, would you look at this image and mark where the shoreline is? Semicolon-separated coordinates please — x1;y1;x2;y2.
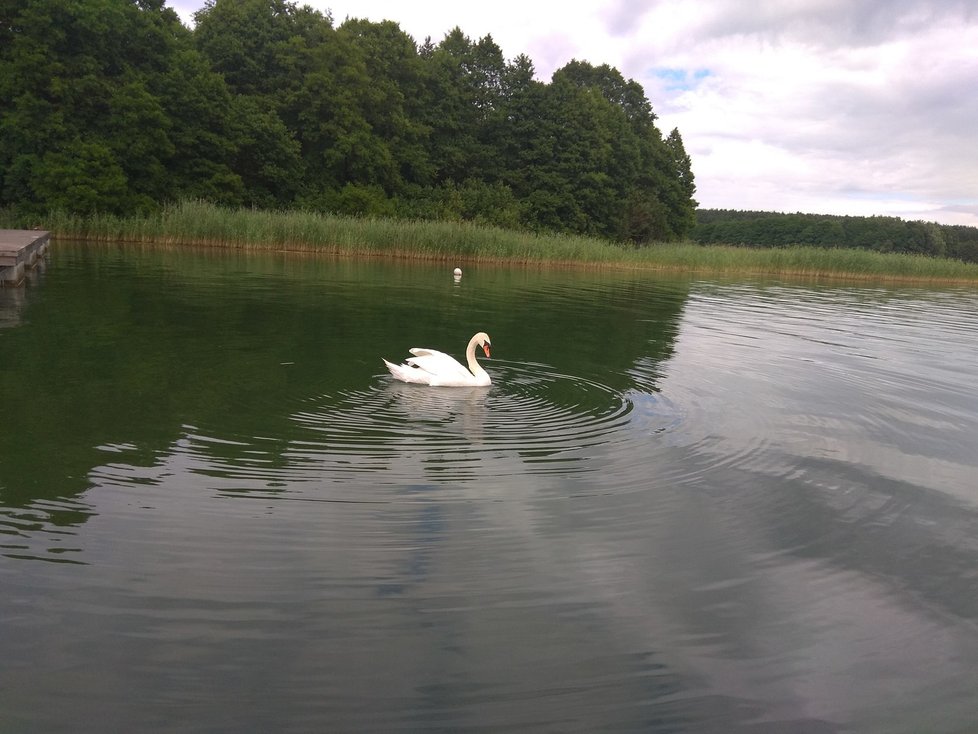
11;200;978;285
52;234;978;286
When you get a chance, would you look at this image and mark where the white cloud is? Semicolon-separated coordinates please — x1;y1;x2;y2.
168;0;978;226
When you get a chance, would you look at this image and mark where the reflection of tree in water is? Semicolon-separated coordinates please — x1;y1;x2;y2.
0;283;27;330
0;247;691;534
479;276;687;396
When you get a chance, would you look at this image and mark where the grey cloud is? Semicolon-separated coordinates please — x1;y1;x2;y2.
602;0;661;36
605;0;975;48
696;0;974;48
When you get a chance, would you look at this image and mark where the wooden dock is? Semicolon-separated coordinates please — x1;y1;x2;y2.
0;230;50;286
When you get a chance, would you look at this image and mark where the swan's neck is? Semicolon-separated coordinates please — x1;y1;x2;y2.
465;335;485;376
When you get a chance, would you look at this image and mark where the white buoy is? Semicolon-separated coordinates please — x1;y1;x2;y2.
453;267;462;277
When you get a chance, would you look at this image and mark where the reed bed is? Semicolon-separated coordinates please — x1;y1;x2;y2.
17;201;978;282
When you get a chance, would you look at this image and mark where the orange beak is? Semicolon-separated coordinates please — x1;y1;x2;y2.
482;343;491;358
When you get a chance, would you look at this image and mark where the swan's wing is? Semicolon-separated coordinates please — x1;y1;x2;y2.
383;358;435;384
405;348;472;381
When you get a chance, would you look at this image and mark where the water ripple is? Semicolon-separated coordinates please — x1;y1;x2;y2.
283;360;675;492
0;497;93;564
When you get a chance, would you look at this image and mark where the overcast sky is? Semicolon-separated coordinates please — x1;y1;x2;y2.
169;0;978;227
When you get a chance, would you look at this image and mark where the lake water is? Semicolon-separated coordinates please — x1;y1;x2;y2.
2;243;978;733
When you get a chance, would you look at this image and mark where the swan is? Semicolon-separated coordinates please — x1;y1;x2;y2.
383;332;492;387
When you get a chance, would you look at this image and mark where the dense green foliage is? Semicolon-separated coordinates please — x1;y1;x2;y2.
0;0;696;242
693;209;978;263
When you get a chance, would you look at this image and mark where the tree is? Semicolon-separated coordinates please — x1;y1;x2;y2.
228;95;304;208
417;28;509;184
336;19;432;189
0;0;240;213
31;139;129;214
555;60;656;129
657;128;697;238
157;46;244;205
193;0;330;101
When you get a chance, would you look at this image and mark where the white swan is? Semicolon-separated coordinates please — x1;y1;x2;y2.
383;332;492;387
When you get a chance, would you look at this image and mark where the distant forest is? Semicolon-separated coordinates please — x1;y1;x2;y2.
0;0;697;243
692;210;978;263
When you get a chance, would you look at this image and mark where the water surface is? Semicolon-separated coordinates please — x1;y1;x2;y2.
2;244;978;732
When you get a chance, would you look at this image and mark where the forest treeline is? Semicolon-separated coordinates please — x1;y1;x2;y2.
0;0;697;243
693;209;978;263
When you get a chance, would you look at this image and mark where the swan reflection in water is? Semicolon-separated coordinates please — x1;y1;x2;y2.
377;381;496;487
381;381;491;446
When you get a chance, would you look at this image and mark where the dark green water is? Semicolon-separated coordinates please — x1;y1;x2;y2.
2;243;978;732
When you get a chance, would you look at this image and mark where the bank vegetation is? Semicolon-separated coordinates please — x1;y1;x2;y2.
18;201;978;283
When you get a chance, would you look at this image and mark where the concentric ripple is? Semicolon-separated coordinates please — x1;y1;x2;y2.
282;359;680;495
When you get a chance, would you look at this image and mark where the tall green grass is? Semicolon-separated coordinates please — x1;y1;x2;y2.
30;200;633;263
13;200;978;282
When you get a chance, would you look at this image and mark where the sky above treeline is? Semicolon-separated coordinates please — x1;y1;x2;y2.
169;0;978;227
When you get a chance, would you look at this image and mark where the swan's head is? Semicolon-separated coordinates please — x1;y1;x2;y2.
475;332;491;358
